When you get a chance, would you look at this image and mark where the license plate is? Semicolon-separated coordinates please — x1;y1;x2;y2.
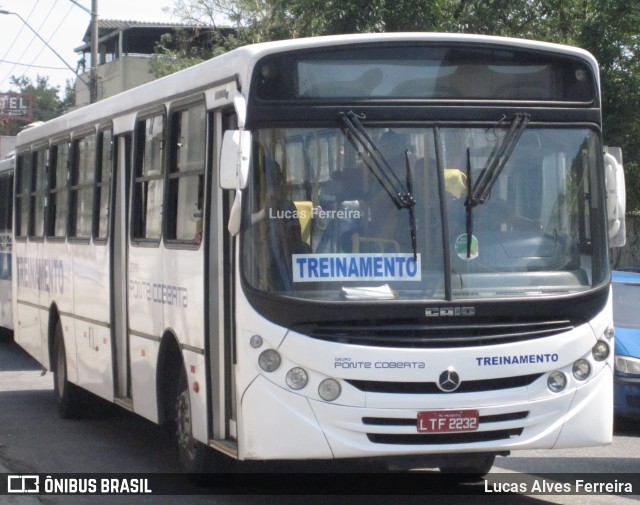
417;410;480;433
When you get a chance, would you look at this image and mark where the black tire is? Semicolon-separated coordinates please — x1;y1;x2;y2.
53;321;84;419
175;365;220;474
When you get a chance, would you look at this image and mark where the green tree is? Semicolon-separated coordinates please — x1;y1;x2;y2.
577;0;640;214
276;0;448;36
0;75;74;136
162;0;640;211
432;0;640;212
153;0;449;71
150;28;232;77
151;0;270;77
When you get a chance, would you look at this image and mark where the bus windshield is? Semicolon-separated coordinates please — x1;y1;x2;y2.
241;124;607;301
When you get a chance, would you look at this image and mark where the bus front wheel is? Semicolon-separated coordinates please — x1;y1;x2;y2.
53;321;84;419
175;366;218;474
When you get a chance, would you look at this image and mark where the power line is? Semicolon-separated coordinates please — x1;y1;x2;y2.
22;2;75;80
11;0;63;83
23;0;63;66
0;59;68;70
0;0;83;91
0;1;56;87
0;1;40;87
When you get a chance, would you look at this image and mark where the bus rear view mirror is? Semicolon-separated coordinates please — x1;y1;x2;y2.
604;147;626;248
220;129;251;189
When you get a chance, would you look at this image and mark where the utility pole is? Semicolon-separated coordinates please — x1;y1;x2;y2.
68;0;98;103
90;0;98;103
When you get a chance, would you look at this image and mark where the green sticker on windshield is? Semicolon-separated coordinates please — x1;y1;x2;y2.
455;234;479;260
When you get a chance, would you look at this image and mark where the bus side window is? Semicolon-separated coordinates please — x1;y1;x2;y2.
15;153;30;239
48;141;70;239
30;149;47;239
166;102;206;245
132;113;165;242
95;129;113;241
70;133;96;239
0;171;11;285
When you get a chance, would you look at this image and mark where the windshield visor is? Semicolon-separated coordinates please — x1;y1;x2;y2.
241;126;607;301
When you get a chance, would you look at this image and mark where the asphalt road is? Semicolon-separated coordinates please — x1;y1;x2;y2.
0;334;639;505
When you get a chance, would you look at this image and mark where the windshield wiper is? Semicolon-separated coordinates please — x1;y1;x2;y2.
468;113;530;206
338;112;414;208
337;111;418;258
404;150;418;260
463;113;529;258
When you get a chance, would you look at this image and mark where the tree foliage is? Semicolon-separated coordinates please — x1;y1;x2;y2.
0;75;75;136
160;0;640;212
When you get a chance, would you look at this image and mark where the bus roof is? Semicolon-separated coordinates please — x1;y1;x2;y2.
0;157;15;175
16;33;598;147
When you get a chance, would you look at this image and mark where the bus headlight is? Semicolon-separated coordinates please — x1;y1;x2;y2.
592;340;610;362
258;349;281;372
286;367;308;390
250;335;263;348
318;378;341;401
572;359;591;381
547;371;567;393
603;326;615;340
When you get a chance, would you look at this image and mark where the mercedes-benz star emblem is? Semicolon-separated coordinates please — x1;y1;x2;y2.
437;367;461;392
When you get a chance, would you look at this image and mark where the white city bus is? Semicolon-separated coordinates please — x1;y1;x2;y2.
11;33;626;475
0;156;14;335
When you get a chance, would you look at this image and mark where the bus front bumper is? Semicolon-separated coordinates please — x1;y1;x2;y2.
237;366;613;461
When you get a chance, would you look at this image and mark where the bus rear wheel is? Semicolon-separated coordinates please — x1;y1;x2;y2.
53;321;84;419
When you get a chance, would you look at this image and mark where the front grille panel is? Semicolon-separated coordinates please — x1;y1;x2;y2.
362;411;529;427
367;428;524;445
346;373;543;394
292;318;576;348
362;411;528;445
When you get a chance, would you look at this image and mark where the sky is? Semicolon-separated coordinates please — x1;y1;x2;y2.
0;0;175;95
